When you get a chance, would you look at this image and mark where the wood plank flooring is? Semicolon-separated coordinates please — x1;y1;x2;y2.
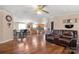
0;34;69;54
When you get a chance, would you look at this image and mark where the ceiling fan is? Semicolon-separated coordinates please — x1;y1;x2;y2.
34;5;49;14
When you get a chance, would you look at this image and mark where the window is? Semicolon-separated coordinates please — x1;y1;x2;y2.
19;23;26;30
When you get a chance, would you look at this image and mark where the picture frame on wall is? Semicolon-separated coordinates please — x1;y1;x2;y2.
63;19;66;23
75;18;77;23
63;18;77;23
63;19;72;23
67;19;71;23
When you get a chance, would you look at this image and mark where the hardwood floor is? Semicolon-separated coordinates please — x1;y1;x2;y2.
0;34;69;54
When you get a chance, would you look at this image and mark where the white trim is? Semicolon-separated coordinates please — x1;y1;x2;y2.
0;39;13;44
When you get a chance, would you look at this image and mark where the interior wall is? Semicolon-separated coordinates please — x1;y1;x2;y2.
0;13;3;41
51;14;79;44
0;10;13;43
13;22;19;31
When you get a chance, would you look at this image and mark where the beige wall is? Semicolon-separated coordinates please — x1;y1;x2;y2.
13;22;19;31
52;14;79;44
0;13;3;40
0;10;13;43
53;15;78;30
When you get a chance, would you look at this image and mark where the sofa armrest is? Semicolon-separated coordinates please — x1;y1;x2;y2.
70;40;77;48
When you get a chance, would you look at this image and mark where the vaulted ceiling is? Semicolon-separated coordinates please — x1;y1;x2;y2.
0;5;79;22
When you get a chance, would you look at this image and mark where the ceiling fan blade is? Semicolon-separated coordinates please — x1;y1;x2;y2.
42;10;49;13
37;5;46;9
41;5;46;9
35;5;49;14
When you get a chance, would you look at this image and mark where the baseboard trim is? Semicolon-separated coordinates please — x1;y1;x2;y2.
0;39;13;44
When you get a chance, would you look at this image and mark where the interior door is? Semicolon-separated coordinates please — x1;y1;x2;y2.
51;21;54;31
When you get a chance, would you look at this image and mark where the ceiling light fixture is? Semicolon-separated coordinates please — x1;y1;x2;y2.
37;11;42;15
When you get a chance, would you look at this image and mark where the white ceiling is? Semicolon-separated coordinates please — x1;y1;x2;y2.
0;5;79;22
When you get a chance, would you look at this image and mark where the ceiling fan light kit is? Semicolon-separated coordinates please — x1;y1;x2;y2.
37;11;42;15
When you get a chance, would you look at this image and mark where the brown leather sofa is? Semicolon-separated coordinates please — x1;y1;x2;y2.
46;30;78;50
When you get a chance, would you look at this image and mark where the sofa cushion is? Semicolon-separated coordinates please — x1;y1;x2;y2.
63;31;73;36
60;35;73;39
